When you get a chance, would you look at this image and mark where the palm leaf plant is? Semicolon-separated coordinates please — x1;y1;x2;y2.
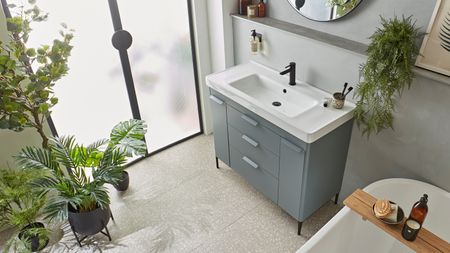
0;168;50;252
354;16;420;137
15;119;147;222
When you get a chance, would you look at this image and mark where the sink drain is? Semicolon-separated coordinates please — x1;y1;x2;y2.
272;101;282;107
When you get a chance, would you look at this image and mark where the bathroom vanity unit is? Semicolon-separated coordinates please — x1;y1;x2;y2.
206;62;355;235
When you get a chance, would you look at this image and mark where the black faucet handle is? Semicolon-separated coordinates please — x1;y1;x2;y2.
285;62;296;69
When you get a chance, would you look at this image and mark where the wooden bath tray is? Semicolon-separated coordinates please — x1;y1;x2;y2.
344;189;450;253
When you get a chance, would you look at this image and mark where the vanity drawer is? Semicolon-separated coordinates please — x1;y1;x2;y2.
228;125;279;178
227;105;280;155
230;148;278;203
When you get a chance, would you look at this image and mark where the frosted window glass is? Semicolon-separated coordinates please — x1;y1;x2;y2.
17;1;133;145
117;0;201;152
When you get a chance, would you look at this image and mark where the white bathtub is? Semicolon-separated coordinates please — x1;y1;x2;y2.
297;178;450;253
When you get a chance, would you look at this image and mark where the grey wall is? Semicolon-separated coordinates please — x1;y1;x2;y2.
232;0;450;199
0;2;51;168
269;0;437;44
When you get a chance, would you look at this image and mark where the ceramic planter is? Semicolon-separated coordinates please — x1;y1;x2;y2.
114;171;129;191
18;222;49;252
68;205;111;236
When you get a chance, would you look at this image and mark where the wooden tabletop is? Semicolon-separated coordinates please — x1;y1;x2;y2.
344;189;450;253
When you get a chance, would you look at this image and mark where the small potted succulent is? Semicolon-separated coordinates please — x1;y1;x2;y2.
15;119;147;245
0;168;50;252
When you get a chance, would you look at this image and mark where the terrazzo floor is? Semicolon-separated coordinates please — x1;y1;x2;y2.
0;135;343;253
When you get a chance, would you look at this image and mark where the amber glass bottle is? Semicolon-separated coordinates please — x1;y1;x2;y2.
409;194;428;225
258;0;266;17
402;194;429;241
239;0;251;15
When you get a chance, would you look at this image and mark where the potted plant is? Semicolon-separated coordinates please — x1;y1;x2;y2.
0;1;73;149
107;119;147;191
0;168;50;252
15;119;147;245
354;16;420;136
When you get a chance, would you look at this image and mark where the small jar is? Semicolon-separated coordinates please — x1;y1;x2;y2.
247;5;258;18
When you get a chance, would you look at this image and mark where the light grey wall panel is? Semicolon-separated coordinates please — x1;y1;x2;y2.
269;0;438;44
233;19;366;99
232;1;450;198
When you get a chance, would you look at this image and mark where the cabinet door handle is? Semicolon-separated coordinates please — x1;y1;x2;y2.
241;114;259;127
242;156;259;169
242;135;259;147
281;139;304;153
209;95;224;105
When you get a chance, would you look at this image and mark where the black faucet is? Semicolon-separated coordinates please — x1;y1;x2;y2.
280;62;296;86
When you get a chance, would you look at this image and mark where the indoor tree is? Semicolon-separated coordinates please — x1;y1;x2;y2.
0;1;73;148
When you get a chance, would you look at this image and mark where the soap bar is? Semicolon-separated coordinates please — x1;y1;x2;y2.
384;204;399;223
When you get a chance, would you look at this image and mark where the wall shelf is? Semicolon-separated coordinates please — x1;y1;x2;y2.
231;14;450;86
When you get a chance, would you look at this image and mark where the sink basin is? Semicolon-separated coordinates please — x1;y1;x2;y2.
229;74;318;118
206;61;355;143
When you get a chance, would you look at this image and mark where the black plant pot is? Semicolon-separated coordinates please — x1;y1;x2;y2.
18;222;49;252
68;205;111;236
114;171;129;191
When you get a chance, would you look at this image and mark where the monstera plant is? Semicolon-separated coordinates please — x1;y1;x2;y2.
0;1;73;148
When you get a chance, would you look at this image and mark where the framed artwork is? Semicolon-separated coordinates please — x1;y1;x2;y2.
416;0;450;76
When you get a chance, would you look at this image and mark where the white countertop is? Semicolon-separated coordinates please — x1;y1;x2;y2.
206;62;355;143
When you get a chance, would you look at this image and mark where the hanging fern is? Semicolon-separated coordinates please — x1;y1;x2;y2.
354;16;420;137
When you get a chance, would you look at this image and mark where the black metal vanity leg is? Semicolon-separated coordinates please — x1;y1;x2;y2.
215;157;219;169
334;193;340;205
110;210;115;222
297;221;303;236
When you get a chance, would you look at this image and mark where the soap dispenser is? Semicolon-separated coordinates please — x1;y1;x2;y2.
250;30;262;55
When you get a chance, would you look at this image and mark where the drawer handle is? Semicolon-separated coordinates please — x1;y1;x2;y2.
242;156;259;169
241;114;259;127
209;95;224;105
242;135;259;147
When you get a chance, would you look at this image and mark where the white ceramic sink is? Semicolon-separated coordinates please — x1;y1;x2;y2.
229;74;318;118
206;61;355;143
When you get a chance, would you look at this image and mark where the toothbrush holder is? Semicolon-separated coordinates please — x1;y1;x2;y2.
332;92;345;109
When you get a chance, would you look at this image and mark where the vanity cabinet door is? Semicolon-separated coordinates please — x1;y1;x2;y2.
278;138;305;220
209;92;230;166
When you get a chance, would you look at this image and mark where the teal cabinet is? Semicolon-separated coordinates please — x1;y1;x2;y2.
209;91;230;167
208;88;353;234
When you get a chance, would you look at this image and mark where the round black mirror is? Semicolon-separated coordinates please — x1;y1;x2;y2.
287;0;363;22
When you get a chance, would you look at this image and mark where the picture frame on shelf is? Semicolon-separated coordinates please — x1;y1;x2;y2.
416;0;450;76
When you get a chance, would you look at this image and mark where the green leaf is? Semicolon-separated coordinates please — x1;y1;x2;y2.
26;48;36;57
354;15;419;137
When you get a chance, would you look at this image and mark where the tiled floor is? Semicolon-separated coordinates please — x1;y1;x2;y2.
0;135;342;253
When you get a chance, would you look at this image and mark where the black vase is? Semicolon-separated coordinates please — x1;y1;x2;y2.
68;205;111;236
114;171;129;191
18;222;49;252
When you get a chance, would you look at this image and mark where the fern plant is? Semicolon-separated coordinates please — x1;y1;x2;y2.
0;168;50;252
15;119;147;221
354;16;420;136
